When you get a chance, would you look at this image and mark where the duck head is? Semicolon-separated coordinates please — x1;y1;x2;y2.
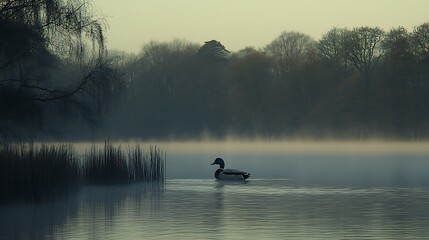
211;157;225;169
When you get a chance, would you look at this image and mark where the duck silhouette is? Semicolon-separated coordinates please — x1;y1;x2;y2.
211;157;251;180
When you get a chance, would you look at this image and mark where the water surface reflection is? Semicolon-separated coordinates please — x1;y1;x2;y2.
2;180;429;239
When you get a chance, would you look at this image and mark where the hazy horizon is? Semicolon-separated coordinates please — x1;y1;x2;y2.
92;0;429;53
3;2;429;239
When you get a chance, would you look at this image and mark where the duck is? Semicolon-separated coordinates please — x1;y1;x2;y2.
211;157;251;180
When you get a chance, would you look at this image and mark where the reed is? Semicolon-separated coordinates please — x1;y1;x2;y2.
0;142;166;202
0;143;80;202
84;143;165;184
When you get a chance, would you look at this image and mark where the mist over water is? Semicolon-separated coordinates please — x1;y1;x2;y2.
142;141;429;185
2;141;429;239
3;1;429;238
70;140;429;184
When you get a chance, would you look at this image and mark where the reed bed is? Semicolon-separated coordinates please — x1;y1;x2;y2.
84;143;165;184
0;143;80;202
0;142;166;202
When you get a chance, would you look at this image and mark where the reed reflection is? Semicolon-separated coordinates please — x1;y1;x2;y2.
0;182;165;240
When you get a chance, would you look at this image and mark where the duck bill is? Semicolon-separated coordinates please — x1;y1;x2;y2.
211;162;216;165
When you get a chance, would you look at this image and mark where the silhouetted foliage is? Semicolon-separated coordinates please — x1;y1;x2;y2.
102;25;429;140
0;142;165;202
84;143;165;184
0;0;120;139
197;40;230;61
0;143;80;202
225;49;273;136
2;6;429;141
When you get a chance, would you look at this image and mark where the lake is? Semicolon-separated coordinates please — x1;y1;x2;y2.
1;141;429;239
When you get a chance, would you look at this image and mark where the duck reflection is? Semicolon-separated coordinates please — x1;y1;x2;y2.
215;179;250;188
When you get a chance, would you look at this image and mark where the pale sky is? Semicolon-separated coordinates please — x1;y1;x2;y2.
92;0;429;53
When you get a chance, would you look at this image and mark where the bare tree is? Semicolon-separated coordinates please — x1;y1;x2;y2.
265;31;316;81
343;27;384;87
318;28;350;66
413;23;429;59
340;27;384;139
410;23;429;140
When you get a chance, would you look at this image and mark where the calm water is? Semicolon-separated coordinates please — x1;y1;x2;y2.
2;180;429;239
2;142;429;239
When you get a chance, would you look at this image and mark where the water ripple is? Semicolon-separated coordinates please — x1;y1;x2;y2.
2;180;429;239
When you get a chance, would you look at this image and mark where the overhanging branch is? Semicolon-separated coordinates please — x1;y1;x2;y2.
21;60;102;102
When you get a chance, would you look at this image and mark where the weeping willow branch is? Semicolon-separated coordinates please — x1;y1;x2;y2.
0;0;109;102
0;0;106;59
19;59;103;102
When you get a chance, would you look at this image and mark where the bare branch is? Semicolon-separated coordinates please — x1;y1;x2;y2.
22;60;102;102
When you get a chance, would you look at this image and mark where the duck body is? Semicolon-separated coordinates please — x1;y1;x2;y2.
214;168;251;180
211;158;251;180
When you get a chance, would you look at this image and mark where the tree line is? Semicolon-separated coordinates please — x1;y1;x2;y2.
2;1;429;140
104;25;429;140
